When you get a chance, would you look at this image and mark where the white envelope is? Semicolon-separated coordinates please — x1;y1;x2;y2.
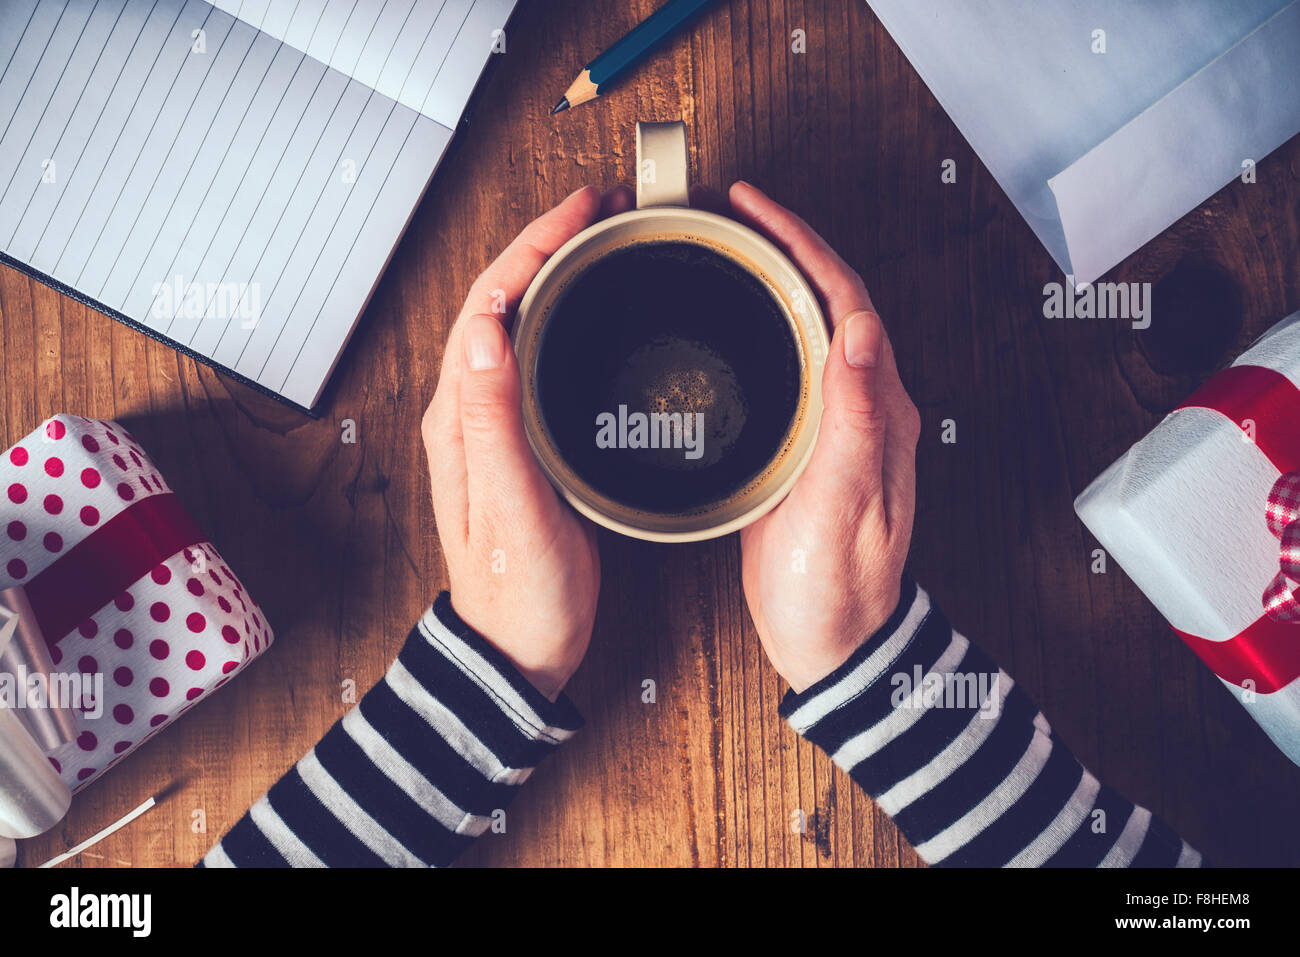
866;0;1300;284
1076;312;1300;765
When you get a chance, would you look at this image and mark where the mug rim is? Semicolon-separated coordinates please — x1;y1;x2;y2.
512;205;828;543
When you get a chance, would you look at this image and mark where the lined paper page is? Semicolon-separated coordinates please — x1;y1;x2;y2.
206;0;514;127
0;0;508;409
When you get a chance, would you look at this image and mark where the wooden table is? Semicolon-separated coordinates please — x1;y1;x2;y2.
6;0;1300;868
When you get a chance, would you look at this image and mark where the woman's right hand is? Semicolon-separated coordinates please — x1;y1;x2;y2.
728;182;922;692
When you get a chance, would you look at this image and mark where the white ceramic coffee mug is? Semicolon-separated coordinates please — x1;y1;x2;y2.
513;121;829;542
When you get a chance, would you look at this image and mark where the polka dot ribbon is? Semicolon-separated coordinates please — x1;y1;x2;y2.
1263;471;1300;624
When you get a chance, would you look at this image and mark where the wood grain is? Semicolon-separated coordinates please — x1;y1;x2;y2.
4;0;1300;868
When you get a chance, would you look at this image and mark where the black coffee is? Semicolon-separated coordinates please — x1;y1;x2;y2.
534;239;802;514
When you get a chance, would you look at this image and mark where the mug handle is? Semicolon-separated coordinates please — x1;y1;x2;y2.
635;121;690;208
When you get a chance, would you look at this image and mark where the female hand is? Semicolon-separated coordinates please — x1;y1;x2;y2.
727;182;922;692
421;186;634;700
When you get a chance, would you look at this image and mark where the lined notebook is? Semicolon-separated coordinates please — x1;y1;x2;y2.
0;0;515;412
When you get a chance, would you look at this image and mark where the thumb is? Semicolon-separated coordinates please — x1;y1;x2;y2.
458;314;559;529
799;309;888;513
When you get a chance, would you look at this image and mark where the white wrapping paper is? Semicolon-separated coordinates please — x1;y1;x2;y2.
1076;312;1300;764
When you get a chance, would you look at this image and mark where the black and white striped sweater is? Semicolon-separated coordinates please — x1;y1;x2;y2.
201;582;1200;868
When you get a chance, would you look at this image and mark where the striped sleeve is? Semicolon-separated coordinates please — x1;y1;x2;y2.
199;592;583;868
781;579;1203;868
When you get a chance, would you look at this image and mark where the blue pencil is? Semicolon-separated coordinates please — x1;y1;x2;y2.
551;0;727;114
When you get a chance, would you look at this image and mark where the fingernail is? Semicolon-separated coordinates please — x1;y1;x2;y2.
463;315;506;371
843;310;881;368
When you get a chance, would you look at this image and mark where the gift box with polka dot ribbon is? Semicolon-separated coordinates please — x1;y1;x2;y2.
1;414;272;792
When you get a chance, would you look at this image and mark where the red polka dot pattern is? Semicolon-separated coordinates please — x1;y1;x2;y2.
2;417;273;794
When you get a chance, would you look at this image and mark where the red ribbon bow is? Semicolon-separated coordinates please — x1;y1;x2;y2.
1169;365;1300;693
1263;471;1300;623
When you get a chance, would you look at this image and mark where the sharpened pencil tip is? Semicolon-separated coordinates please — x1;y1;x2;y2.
550;97;570;115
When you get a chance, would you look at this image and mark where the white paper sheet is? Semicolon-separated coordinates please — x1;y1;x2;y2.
0;0;511;410
206;0;512;128
866;0;1300;284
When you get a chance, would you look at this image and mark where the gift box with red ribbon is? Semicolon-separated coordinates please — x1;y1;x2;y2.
1077;311;1300;765
0;415;271;834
